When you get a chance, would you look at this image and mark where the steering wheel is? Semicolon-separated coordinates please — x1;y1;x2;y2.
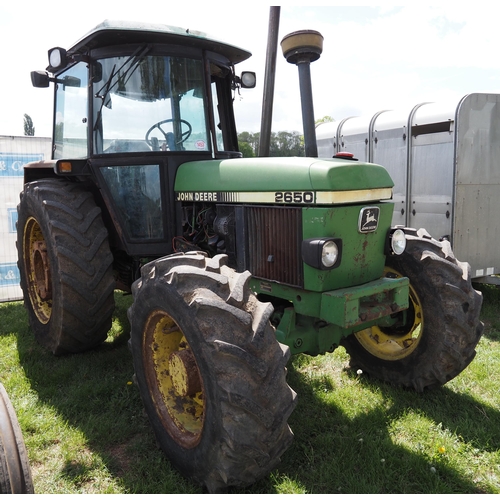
145;119;192;151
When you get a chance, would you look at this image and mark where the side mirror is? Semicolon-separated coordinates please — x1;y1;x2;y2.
30;71;81;89
31;71;50;88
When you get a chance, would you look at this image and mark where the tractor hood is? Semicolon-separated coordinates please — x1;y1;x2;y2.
174;157;394;205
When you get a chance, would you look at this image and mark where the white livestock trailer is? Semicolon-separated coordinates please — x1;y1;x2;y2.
317;93;500;284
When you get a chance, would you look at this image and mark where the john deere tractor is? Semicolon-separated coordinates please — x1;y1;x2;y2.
20;20;483;492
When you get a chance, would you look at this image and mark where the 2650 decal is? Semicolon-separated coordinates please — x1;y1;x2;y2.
275;191;315;204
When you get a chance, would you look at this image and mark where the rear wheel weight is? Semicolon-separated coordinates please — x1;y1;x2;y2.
341;229;484;391
128;252;297;492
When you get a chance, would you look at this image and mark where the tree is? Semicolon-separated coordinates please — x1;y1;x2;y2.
315;115;334;128
24;114;35;136
238;131;260;156
269;131;304;157
238;130;304;157
238;141;255;158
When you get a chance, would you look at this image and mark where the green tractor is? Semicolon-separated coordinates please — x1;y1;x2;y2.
20;20;483;492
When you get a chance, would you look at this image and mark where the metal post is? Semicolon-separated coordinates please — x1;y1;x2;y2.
258;7;281;157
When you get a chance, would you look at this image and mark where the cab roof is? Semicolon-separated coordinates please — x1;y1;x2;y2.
66;19;252;64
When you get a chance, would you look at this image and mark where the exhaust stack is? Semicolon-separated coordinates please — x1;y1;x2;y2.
281;30;323;158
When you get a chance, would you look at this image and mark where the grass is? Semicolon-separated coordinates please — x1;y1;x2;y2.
0;285;499;494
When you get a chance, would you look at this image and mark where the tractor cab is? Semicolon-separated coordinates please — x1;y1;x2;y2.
29;20;255;257
32;20;255;160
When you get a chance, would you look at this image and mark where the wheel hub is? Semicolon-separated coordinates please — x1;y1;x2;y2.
32;241;52;300
24;217;52;324
144;311;205;448
169;349;202;397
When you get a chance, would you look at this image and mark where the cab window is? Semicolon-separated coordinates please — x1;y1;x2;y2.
53;62;88;159
92;55;209;154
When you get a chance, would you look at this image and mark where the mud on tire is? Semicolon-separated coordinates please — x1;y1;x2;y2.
17;180;115;354
341;228;484;392
128;252;297;492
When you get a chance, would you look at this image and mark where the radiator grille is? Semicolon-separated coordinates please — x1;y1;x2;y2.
245;206;303;287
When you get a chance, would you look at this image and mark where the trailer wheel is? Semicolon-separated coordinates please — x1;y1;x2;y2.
128;252;297;492
341;228;483;391
0;383;34;494
17;180;115;355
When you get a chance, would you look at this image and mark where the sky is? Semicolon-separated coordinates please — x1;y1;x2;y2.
1;2;500;138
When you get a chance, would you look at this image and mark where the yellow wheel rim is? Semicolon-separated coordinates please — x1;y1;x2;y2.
143;310;205;448
23;217;52;324
354;267;423;361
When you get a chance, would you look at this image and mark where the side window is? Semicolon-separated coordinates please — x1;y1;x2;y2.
179;87;210;152
54;62;88;159
210;64;239;154
100;164;163;240
211;81;225;151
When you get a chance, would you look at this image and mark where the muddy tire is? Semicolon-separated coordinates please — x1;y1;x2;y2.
341;228;483;391
17;180;115;355
128;252;297;492
0;383;34;494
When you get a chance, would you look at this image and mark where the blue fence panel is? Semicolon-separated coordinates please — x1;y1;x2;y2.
0;263;20;288
0;153;44;177
0;137;51;301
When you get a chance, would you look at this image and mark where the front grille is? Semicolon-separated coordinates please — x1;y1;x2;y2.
245;206;303;287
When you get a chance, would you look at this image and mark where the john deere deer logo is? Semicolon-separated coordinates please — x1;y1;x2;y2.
359;207;380;233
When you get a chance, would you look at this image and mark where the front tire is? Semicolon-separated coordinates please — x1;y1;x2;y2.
341;228;483;391
128;252;297;492
17;180;115;354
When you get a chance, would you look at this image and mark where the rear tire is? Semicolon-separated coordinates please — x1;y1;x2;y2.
0;383;34;494
17;180;115;354
128;252;297;492
341;228;483;391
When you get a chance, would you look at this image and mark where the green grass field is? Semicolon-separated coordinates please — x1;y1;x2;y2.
0;284;499;494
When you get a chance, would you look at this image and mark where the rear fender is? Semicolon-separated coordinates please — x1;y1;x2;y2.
23;160;58;184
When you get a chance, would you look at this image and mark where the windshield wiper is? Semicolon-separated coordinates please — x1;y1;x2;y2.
94;44;152;131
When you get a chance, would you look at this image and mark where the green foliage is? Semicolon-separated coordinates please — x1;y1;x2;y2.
270;130;305;157
23;114;35;136
238;130;305;157
238;131;260;156
237;141;254;158
0;287;499;493
315;115;334;127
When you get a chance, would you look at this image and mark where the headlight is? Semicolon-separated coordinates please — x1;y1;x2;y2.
321;240;339;267
390;228;406;255
240;71;256;88
47;47;68;72
302;237;342;270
